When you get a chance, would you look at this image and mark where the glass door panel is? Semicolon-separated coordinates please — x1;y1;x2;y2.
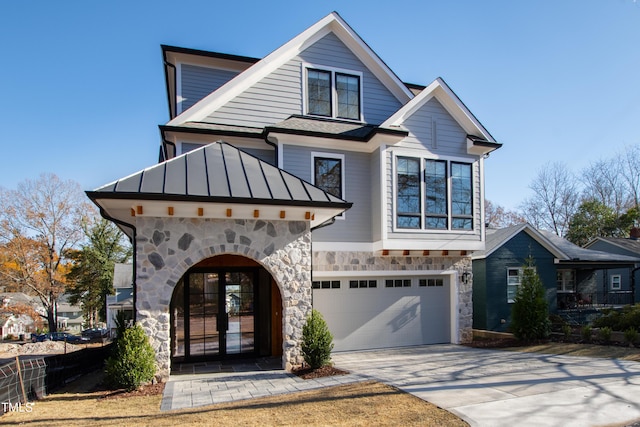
225;272;254;355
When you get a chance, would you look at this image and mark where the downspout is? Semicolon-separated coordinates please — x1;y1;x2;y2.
263;130;278;165
161;129;177;161
97;207;138;323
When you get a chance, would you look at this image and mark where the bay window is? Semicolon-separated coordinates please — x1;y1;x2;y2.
395;156;474;230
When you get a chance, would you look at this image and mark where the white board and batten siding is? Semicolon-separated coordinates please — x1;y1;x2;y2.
200;32;403;129
312;274;453;351
282;145;372;242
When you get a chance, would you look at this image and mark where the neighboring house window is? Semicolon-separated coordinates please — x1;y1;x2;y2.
305;67;362;121
395;156;473;231
556;269;575;293
611;274;622;290
507;268;521;303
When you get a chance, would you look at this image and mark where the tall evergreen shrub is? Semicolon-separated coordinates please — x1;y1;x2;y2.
301;309;334;369
105;324;156;391
510;258;551;341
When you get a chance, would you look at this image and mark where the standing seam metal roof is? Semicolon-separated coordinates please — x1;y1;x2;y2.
89;141;351;208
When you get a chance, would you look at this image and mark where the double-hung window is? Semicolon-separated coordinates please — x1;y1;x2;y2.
611;274;622;290
395;156;473;230
556;269;575;293
306;67;361;121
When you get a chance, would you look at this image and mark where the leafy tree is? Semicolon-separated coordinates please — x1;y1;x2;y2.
520;162;579;237
510;258;550;341
104;324;156;391
66;218;131;326
0;174;90;332
301;309;334;369
565;199;619;246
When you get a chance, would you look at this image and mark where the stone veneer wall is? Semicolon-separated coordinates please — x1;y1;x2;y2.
135;217;312;379
312;251;473;343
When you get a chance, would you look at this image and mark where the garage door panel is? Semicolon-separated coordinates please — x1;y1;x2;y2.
313;278;451;351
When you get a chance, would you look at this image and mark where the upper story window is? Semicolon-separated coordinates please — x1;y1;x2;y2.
395;156;473;231
305;66;362;121
312;151;345;198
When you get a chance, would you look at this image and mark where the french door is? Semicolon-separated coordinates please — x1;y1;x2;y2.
177;269;256;359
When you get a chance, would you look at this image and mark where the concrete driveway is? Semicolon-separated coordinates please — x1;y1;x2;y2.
332;345;640;427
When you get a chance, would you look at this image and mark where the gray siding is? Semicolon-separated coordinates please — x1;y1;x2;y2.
203;32;403;127
399;98;468;156
180;64;240;113
371;147;382;242
282;144;372;242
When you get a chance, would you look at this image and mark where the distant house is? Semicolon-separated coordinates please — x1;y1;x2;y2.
472;223;640;332
106;263;134;336
585;230;640;304
56;294;85;333
0;292;42;339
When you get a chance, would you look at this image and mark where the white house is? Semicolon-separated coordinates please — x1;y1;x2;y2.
87;12;500;378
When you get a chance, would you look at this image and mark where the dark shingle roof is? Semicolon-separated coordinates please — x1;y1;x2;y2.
88;141;351;209
265;115;407;141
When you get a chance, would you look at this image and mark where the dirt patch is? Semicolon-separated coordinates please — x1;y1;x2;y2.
292;364;349;379
0;341;89;358
100;382;166;399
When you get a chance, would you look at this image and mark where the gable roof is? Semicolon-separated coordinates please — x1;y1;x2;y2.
473;223;640;265
382;77;501;155
87;142;352;232
585;236;640;256
167;12;414;127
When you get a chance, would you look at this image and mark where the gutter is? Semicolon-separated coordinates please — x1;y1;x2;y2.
94;205;139;324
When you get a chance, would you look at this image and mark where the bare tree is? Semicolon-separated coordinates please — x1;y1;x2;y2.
0;173;91;332
519;162;579;237
618;145;640;210
581;158;628;216
485;200;525;229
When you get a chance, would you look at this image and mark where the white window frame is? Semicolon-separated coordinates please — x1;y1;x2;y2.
611;274;622;290
506;267;522;304
311;152;345;219
392;153;475;232
556;269;575;293
302;63;364;122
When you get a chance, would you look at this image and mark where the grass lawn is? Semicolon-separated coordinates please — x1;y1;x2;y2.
3;341;640;426
1;372;467;427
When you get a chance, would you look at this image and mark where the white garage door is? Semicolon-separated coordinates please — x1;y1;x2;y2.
312;275;452;352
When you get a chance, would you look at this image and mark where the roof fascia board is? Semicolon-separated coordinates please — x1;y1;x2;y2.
382;78;496;143
268;131;405;153
475;224;568;260
168;12;413;126
167;14;337;125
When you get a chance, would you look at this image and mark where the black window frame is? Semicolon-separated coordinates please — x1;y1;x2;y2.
306;67;361;121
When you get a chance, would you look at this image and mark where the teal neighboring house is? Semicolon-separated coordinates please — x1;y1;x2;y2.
472;223;640;332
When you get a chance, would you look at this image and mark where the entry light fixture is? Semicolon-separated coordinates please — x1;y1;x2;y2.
461;270;472;285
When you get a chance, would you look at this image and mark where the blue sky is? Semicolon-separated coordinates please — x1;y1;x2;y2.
1;0;639;210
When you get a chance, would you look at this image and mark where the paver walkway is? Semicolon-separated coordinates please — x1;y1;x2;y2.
162;345;640;427
160;357;363;411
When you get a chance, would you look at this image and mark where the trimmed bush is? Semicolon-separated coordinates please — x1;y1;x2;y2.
597;326;612;342
593;304;640;331
581;325;592;342
624;327;639;345
301;309;334;369
105;324;156;391
562;324;572;339
510;259;550;341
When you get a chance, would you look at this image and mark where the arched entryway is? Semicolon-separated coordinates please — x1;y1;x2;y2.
170;254;283;363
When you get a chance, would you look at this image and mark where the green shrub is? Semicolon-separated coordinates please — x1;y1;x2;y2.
593;304;640;331
581;325;592;342
510;259;550;341
624;327;639;345
597;326;612;342
105;324;156;391
562;324;572;339
301;309;334;369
